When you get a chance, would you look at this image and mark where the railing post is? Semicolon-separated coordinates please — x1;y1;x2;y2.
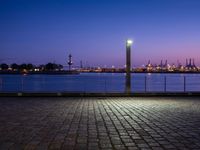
21;77;24;92
164;76;167;92
104;79;107;93
0;78;2;91
43;76;45;92
83;80;86;93
144;76;147;93
184;76;186;92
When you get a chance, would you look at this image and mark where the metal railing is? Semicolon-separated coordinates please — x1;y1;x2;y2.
0;74;200;93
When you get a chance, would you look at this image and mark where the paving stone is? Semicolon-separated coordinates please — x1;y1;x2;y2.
0;97;200;150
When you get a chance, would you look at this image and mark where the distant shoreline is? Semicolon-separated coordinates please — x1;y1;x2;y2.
1;70;200;75
82;71;200;74
0;70;80;75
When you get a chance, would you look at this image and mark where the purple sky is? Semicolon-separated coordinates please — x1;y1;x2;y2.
1;0;200;67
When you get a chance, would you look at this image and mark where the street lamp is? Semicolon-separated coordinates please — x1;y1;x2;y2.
126;39;133;94
127;40;133;45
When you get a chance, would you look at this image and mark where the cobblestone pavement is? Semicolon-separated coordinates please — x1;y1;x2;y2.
0;97;200;150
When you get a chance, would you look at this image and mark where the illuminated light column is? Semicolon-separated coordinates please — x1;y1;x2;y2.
125;39;133;94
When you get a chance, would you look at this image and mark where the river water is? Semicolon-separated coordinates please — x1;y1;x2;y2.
0;73;200;92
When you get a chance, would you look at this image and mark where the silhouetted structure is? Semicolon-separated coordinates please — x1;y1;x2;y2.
68;54;73;71
185;58;197;70
80;60;83;69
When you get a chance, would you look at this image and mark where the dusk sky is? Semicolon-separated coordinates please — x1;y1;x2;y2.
1;0;200;67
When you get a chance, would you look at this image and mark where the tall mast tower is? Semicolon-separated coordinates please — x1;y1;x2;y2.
68;54;73;71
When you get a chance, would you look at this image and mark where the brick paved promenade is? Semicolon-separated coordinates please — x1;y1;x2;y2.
0;97;200;150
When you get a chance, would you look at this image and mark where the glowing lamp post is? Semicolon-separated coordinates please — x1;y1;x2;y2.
126;39;133;94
